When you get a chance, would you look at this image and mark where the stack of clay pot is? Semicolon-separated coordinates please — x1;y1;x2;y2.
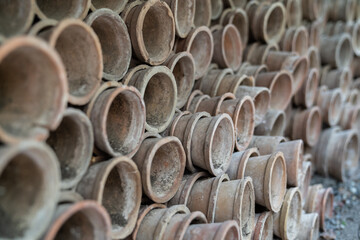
0;0;359;239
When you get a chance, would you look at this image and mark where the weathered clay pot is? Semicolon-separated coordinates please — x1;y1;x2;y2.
247;1;286;44
215;177;255;239
299;161;312;207
38;19;102;105
91;0;128;13
0;36;67;143
47;108;93;190
193;0;211;27
164;0;195;38
321;66;352;97
256;70;293;110
273;188;302;240
132;133;186;203
346;89;360;106
316;86;343;126
244;42;279;65
305;184;334;231
28;19;57;36
264;52;309;94
302;0;327;20
291;107;322;147
167;112;235;175
164;52;195;108
212;24;242;71
297;212;319;240
184;220;240;240
307;46;321;71
123;0;175;65
220;8;249;46
254;109;286;136
248;136;286;155
294;68;319;108
328;0;356;22
226;148;260;180
236;152;287;212
224;0;247;9
0;141;60;240
304;19;322;48
340;104;360;131
34;0;90;20
85;8;131;81
283;0;302;27
127;66;177;133
235;86;270;126
320;33;353;69
76;157;142;239
175;26;214;79
43;201;111;240
209;0;223;20
280;26;308;55
253;212;273;240
87;82;145;157
0;0;34;37
237;62;267;79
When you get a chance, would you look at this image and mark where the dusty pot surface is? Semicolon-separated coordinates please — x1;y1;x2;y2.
184;220;240;240
254;109;286;136
164;0;195;38
294;68;319;108
34;0;90;20
226;147;260;180
297;212;319;240
193;0;211;27
253;212;273;240
220;8;249;46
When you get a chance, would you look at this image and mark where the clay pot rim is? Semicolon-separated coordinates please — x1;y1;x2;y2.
132;204;166;239
269;70;293;110
282;55;308;94
0;141;60;240
219;8;249;45
142;136;186;203
260;43;280;65
168;0;196;38
185;90;210;113
307;46;321;70
230;75;255;95
250;86;271;125
92;0;128;14
85;8;131;81
58;191;84;204
122;64;149;85
232;96;255;151
320;187;334;229
304;68;319;108
292;26;309;55
300;161;312;203
57;108;94;189
207;174;229;221
306;184;322;213
335;33;353;68
174;172;210;205
279;140;304;186
339;129;359;181
305;106;322;146
238;62;267;81
28;19;57;36
90;157;141;238
328;88;343;126
204;114;235;176
48;19;103;105
174;211;208;239
0;36;68;143
208;68;233;96
121;0;143;25
262;2;286;44
264;151;287;212
348;105;360;128
339;67;352;95
279;187;302;239
213;220;240;239
237;147;260;179
43;200;111;240
213;92;236;115
90;84;145;157
253;211;273;240
302;212;319;240
35;0;90;20
352;20;360;56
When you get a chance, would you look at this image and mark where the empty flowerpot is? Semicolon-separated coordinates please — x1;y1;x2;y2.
340;104;360;131
320;66;352;97
253;212;273;240
316;86;343;126
320;33;353;69
248;136;286;155
34;0;90;20
283;0;302;27
226;148;260;181
294;68;319;108
92;0;128;13
237;62;268;80
280;26;308;55
209;0;223;20
164;0;195;38
193;0;212;27
254;109;286;136
328;0;356;22
297;212;319;240
244;42;279;65
307;46;321;71
220;8;249;46
302;0;326;20
299;162;312;207
184;220;240;240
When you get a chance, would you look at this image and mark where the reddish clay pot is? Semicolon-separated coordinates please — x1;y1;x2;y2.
185;90;211;114
236;152;287;212
175;26;214;79
164;0;195;38
0;36;67;143
212;24;242;71
193;0;211;27
316;86;343;126
280;26;308;55
86;8;131;81
127;66;177;133
132;133;186;203
247;1;286;44
76;157;142;239
297;212;319;240
320;33;353;69
244;42;279;65
87;82;145;157
340;104;360;131
302;0;327;20
226;148;260;180
34;0;90;20
47;108;93;190
43;201;111;240
256;70;293;110
291;106;322;147
0;0;34;37
328;0;356;22
0;141;60;240
294;68;319;108
283;0;302;27
220;8;249;46
321;66;352;97
253;212;273;240
248;136;286;155
215;177;255;239
305;184;334;231
254;109;286;136
307;46;321;71
235;86;270;126
164;52;195;108
273;188;302;240
299;161;312;207
39;19;102;105
91;0;128;13
184;220;240;240
209;0;223;20
237;62;267;80
123;0;175;65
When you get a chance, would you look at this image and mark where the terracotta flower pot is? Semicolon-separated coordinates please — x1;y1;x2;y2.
76;157;142;239
34;0;90;20
253;212;273;240
294;68;319;108
328;0;356;22
91;0;128;13
164;0;195;38
184;220;240;240
248;136;286;155
47;108;93;190
193;0;211;27
254;109;286;136
297;212;319;240
283;0;302;27
302;0;327;20
0;141;60;240
132;133;186;203
220;8;249;46
316;86;343;126
346;89;360;106
320;33;353;69
226;148;260;180
299;161;312;207
244;42;279;65
237;62;267;80
280;26;308;55
304;19;322;48
321;66;352;97
307;46;321;71
340;104;360;131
